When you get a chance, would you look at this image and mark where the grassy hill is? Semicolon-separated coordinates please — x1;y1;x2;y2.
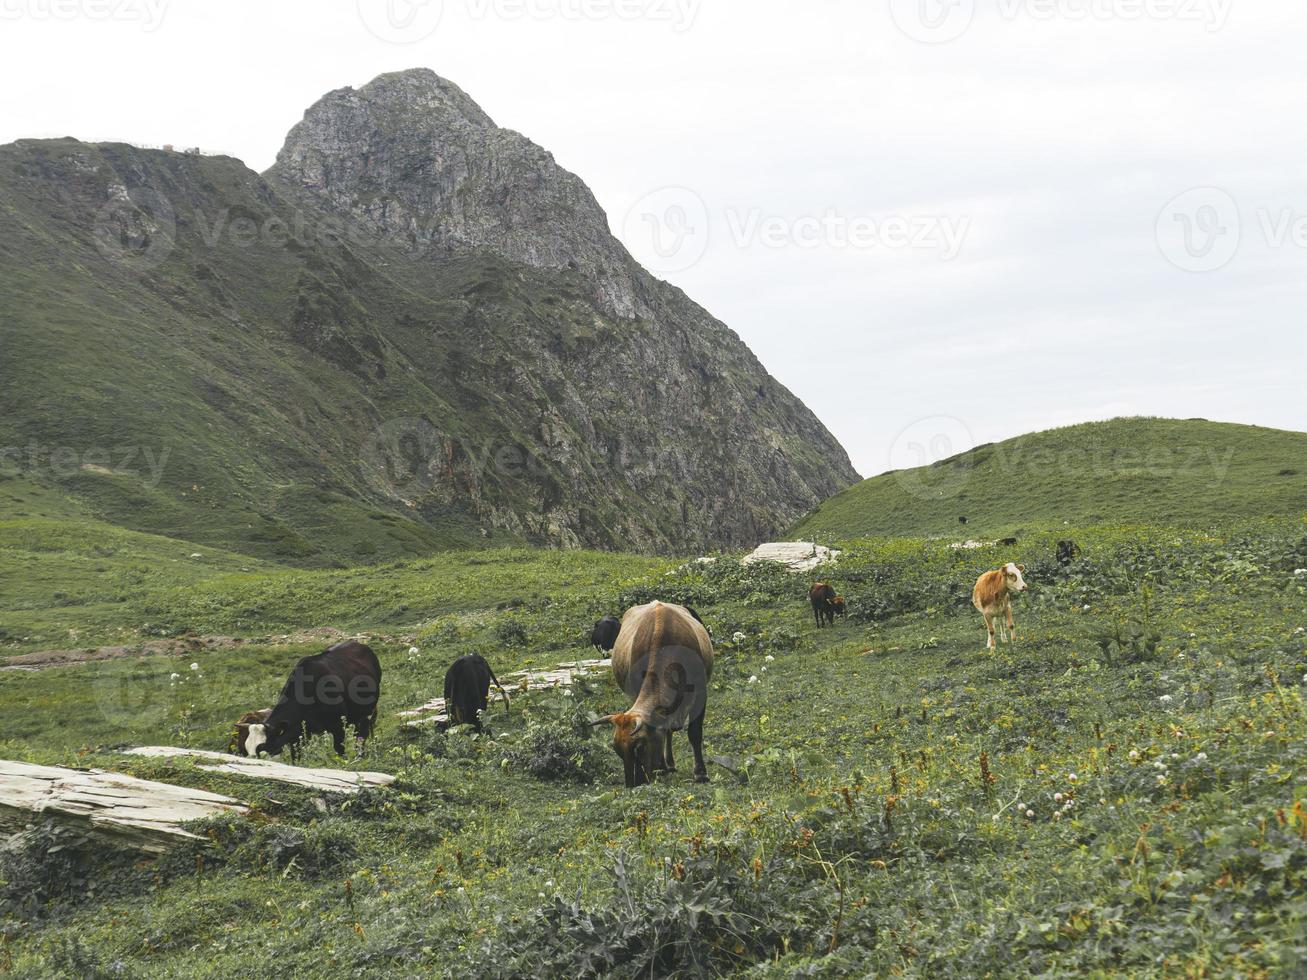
793;418;1307;542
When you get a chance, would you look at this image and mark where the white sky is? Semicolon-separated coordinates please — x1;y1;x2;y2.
3;0;1305;477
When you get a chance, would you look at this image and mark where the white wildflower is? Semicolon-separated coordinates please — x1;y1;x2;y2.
748;675;759;684
1195;752;1208;762
1128;750;1140;761
1156;774;1168;786
1067;773;1078;783
1025;809;1035;819
1053;811;1063;821
408;646;420;655
169;672;180;682
1054;793;1064;803
562;689;573;698
1153;760;1167;770
1159;695;1173;704
765;655;775;662
189;662;200;671
732;632;746;644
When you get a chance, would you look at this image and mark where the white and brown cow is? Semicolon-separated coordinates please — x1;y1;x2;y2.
972;562;1028;649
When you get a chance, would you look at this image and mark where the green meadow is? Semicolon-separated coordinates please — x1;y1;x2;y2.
3;507;1306;976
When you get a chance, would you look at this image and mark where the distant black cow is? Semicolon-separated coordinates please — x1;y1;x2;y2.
591;616;622;654
810;583;838;627
1056;540;1081;566
252;641;382;763
999;537;1019;547
959;516;969;525
444;654;509;731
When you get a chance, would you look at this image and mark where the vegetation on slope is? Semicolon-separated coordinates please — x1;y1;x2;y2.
792;418;1307;542
3;520;1306;976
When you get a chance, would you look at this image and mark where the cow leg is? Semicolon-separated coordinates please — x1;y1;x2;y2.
688;710;708;783
329;718;347;757
1006;605;1017;643
983;612;996;650
663;730;677;772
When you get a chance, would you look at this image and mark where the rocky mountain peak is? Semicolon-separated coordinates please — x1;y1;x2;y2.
267;68;643;318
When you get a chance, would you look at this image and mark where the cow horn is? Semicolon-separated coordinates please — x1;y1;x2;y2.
588;714;617;728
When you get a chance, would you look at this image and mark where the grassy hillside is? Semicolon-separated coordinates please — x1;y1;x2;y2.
3;519;1306;975
793;418;1307;542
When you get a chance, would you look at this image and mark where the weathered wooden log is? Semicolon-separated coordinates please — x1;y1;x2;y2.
0;760;247;853
121;748;394;794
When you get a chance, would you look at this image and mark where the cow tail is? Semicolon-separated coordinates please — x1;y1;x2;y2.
487;664;510;714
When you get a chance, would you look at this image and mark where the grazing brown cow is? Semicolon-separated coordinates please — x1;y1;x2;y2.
229;708;273;757
972;563;1028;649
810;583;838;627
595;601;714;788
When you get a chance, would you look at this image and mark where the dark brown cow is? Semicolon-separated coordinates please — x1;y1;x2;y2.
810;583;837;627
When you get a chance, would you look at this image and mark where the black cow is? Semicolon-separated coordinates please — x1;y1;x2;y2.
684;606;710;636
254;641;382;762
444;654;509;731
1056;539;1081;566
999;537;1019;547
591;616;621;654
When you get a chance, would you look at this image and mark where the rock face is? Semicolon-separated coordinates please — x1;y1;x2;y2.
0;69;858;560
269;70;644;320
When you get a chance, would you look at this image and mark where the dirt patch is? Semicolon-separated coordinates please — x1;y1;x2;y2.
1;627;409;671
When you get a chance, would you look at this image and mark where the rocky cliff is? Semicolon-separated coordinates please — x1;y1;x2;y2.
0;69;857;563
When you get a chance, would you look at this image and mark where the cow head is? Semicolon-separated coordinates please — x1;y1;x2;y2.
832;597;847;617
595;712;659;788
256;715;300;758
1003;562;1028;592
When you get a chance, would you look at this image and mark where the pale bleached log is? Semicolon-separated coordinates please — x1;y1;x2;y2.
0;760;247;853
121;748;394;794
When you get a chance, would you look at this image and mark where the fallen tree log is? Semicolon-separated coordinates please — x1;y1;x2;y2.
0;760;247;853
122;748;394;794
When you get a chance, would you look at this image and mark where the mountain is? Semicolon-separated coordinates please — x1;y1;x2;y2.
791;418;1307;541
0;69;857;565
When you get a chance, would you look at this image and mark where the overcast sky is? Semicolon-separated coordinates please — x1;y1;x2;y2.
3;0;1304;477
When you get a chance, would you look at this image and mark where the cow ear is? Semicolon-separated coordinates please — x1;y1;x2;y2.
1017;564;1025;572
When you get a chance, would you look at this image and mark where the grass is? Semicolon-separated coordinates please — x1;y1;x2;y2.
3;518;1306;976
792;417;1307;542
